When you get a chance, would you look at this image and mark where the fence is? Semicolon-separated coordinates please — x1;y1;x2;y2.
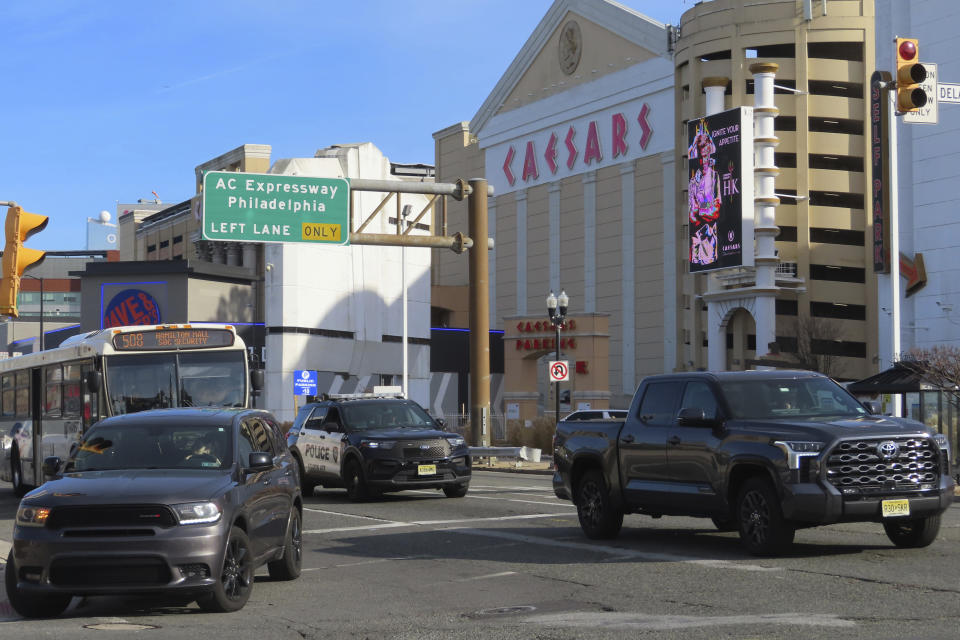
443;414;507;443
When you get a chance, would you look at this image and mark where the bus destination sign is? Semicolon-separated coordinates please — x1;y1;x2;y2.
112;328;236;351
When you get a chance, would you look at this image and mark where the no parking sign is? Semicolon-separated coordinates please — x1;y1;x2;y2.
549;360;569;382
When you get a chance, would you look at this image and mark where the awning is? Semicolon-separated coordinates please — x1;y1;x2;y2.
847;363;939;395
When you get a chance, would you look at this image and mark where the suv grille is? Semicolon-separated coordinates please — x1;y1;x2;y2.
825;436;940;492
46;505;178;530
401;440;449;460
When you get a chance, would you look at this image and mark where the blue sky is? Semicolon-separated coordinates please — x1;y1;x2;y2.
1;0;685;250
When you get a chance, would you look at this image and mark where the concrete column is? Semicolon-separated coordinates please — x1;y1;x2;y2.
583;171;597;313
751;62;781;358
620;163;636;393
516;189;528;316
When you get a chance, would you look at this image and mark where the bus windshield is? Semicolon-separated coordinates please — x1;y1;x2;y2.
105;351;246;415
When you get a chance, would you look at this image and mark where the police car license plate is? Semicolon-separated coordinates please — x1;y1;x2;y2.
417;464;437;476
881;499;910;518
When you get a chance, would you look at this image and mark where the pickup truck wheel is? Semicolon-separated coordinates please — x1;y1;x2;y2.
736;477;795;556
576;470;623;539
883;514;941;548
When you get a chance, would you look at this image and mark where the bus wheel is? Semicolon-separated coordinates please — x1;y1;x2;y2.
11;447;28;498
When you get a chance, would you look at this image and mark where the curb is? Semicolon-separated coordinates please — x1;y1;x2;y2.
473;464;553;476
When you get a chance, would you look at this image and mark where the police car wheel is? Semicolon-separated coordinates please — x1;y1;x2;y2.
295;456;316;496
443;483;469;498
344;459;370;502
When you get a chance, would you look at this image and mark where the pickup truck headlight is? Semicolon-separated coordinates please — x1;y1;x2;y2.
932;433;950;464
773;440;825;470
172;501;222;525
447;436;466;448
360;439;395;450
16;505;51;527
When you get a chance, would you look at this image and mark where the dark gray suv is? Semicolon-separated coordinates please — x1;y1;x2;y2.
5;408;303;617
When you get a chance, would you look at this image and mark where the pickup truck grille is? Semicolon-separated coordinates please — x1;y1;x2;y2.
825;436;940;492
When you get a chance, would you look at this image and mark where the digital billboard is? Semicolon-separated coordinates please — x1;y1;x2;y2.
687;107;754;273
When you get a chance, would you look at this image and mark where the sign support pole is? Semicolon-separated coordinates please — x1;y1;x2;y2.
468;179;491;447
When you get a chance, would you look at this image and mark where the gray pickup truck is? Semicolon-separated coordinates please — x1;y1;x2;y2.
552;370;954;555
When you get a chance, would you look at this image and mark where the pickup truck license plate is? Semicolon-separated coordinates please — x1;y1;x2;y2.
417;464;437;476
881;499;910;518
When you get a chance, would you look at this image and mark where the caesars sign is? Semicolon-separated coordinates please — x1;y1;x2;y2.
687;107;754;273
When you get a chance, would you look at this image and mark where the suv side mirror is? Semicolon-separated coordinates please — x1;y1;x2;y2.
677;407;720;428
42;456;63;478
247;452;273;472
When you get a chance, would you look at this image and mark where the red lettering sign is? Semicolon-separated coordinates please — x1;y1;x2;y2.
584;121;602;165
545;132;559;174
522;140;539;181
612;113;628;158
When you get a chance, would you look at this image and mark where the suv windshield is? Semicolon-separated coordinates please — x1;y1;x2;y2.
719;377;868;420
67;422;233;471
341;400;436;431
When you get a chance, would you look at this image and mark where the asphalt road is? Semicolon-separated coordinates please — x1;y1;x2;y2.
1;471;958;639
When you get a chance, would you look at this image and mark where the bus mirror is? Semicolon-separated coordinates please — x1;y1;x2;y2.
250;369;264;391
85;371;102;393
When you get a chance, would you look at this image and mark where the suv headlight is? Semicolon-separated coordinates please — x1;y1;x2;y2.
16;505;51;527
360;440;395;450
933;433;950;463
773;440;825;470
172;501;222;525
447;436;466;448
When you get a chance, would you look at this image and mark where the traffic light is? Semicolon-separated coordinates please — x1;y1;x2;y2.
895;37;927;112
0;205;48;317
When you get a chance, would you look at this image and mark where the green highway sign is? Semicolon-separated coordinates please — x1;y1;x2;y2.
201;171;350;245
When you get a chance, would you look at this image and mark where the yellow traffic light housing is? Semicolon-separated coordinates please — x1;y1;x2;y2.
896;37;927;112
1;205;49;317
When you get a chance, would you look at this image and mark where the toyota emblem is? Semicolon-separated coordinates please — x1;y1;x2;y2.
877;440;900;459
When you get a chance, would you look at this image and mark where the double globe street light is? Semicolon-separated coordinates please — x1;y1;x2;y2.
546;289;569;426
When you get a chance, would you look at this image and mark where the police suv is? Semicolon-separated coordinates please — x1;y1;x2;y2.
287;393;470;501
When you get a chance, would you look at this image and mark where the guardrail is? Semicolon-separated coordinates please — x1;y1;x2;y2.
469;446;542;462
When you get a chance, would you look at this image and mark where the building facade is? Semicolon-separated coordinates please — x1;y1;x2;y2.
675;0;878;381
433;0;675;419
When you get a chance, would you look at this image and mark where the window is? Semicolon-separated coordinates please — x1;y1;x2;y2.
637;381;682;427
15;371;29;417
147;244;156;253
1;374;13;417
680;381;718;419
776;299;799;316
811;301;867;320
808;42;863;62
160;240;169;249
810;154;863;172
173;235;183;244
810;228;864;246
777;226;798;241
808;80;864;99
808;117;864;135
44;365;63;418
810;264;865;283
63;363;82;418
809;191;864;209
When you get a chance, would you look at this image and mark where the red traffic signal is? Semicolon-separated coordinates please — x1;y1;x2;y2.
895;37;927;112
0;205;48;317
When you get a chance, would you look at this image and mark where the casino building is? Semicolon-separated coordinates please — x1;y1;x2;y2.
433;0;676;419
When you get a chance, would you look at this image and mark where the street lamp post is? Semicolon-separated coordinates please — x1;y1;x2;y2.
546;289;569;426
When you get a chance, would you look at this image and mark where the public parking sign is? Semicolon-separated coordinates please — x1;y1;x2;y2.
293;370;318;396
549;360;570;382
202;171;350;245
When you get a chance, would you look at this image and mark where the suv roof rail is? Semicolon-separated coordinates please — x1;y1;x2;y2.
322;392;406;401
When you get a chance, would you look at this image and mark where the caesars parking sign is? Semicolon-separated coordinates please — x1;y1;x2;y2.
293;370;317;396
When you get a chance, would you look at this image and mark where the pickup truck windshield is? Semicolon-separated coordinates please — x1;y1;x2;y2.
719;377;868;420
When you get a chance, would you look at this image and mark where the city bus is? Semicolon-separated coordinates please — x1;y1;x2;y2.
0;323;263;496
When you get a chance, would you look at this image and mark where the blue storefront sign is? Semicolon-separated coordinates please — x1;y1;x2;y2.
293;370;317;396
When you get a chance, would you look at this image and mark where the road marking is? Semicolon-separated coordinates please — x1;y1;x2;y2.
303;507;394;522
455;571;517;582
521;611;854;630
447;528;781;572
303;511;573;535
404;489;571;508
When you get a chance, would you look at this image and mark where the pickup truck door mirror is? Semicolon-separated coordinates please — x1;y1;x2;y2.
676;407;721;428
861;400;881;415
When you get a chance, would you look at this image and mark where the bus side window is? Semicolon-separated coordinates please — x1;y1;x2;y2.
44;365;63;418
15;371;29;418
62;364;82;418
1;374;13;417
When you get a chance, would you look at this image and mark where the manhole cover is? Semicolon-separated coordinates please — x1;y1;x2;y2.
84;623;158;631
475;605;537;617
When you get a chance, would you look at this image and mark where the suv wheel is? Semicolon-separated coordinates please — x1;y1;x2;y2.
5;550;71;618
198;527;254;612
736;477;795;556
883;514;942;548
268;508;303;580
344;459;370;502
576;469;623;539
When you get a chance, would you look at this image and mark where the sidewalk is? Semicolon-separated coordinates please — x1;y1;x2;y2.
472;458;553;475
